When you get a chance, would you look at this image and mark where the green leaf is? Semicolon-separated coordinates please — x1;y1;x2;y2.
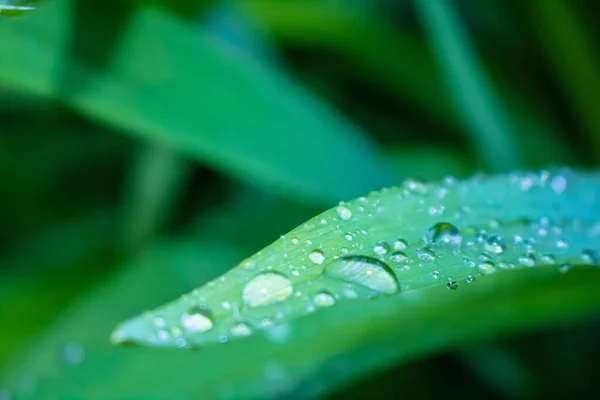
113;169;600;350
0;0;391;205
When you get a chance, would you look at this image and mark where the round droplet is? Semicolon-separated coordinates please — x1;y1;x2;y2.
393;239;408;250
466;275;475;283
231;322;253;337
62;342;85;365
374;240;390;255
518;254;536;267
181;306;214;333
417;247;436;262
432;270;441;279
324;256;399;295
484;235;506;255
581;249;598;265
313;291;336;307
308;249;325;265
555;238;570;252
389;251;408;264
478;261;496;275
559;263;570;273
423;222;462;249
291;237;300;245
242;273;293;308
336;204;352;220
539;253;556;264
447;281;459;290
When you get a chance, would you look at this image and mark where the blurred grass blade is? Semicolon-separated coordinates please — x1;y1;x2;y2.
0;0;36;17
240;0;570;168
121;144;191;252
114;169;600;349
415;0;522;171
0;0;391;205
526;0;600;159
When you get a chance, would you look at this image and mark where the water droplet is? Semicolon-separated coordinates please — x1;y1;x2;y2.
373;240;390;255
475;231;488;243
484;235;506;255
389;251;408;264
344;233;354;241
463;256;475;267
466;275;475;283
291;237;300;245
324;256;399;295
308;249;325;265
417;247;436;262
478;261;496;275
423;222;462;249
518;254;536;267
555;238;570;252
539;253;556;264
432;270;441;279
581;249;598;265
447;281;459;290
559;263;570;273
336;204;352;220
152;317;166;328
313;291;336;307
62;342;85;365
550;174;567;194
181;306;214;333
393;239;408;250
243;273;294;307
231;322;253;337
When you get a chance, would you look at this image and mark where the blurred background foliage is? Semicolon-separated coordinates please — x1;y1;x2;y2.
0;0;600;399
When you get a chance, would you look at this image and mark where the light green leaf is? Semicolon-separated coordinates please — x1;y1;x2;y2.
0;0;391;205
113;169;600;349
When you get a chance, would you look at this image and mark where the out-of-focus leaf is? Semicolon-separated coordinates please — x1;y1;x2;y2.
0;0;392;205
415;0;522;171
239;0;571;168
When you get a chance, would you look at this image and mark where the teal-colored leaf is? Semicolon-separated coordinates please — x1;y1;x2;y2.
113;169;600;349
0;0;391;205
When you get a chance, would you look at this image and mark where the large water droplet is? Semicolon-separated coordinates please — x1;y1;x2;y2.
313;291;336;307
336;204;352;220
242;273;293;307
423;222;462;249
478;261;496;275
324;256;399;295
308;249;325;265
484;235;506;255
181;306;214;333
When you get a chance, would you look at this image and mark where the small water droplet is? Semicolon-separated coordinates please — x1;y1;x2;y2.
432;270;441;279
466;275;475;283
518;254;536;267
324;256;399;295
231;322;253;337
550;174;567;194
555;238;570;252
389;251;408;264
344;233;354;241
462;256;475;267
308;249;325;265
484;235;506;255
62;342;85;365
417;247;436;262
181;306;214;333
447;281;459;290
313;291;336;307
243;273;293;307
373;240;390;255
581;249;598;265
291;237;299;245
336;204;352;220
539;253;556;264
393;239;408;250
152;317;166;328
559;263;570;273
478;261;496;275
423;222;462;249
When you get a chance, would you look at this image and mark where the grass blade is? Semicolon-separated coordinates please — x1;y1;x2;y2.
415;0;523;171
0;0;392;205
